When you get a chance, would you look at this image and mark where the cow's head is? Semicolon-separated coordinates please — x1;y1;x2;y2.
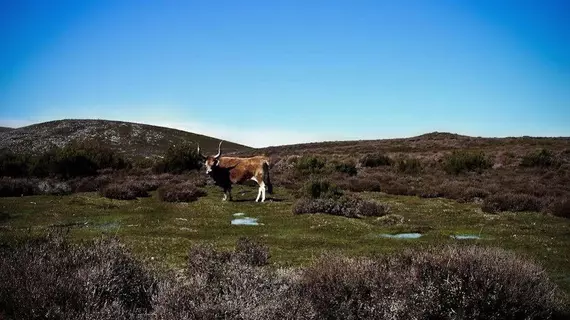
198;141;223;174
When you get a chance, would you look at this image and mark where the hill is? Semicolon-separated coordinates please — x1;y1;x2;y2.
237;131;570;159
0;119;251;158
0;127;13;133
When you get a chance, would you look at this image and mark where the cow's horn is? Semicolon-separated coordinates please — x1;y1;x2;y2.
197;143;206;159
214;140;223;159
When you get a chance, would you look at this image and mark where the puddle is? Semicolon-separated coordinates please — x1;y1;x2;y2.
380;233;422;239
451;234;481;240
231;217;261;226
233;212;246;217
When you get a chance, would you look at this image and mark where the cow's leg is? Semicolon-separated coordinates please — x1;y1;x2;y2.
223;187;232;201
251;177;263;202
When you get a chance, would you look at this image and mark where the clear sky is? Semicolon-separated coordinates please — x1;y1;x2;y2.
1;0;569;147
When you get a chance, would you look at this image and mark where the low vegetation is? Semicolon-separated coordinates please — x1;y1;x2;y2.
443;150;492;174
157;182;207;202
0;234;566;319
482;193;543;213
293;195;390;218
100;181;150;200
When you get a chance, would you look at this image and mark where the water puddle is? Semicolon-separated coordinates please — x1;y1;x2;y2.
451;234;481;240
231;217;262;226
380;233;422;239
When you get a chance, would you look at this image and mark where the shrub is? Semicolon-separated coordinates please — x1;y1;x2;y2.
157;182;206;202
0;151;30;177
0;232;157;319
443;150;492;174
339;176;382;192
0;177;37;197
71;174;113;192
396;157;422;174
293;196;390;218
295;155;326;174
482;193;543;213
299;246;564;319
333;162;357;176
547;198;570;219
299;178;343;199
360;153;393;167
36;180;72;195
155;239;308;320
153;143;202;174
521;149;557;168
234;237;270;267
100;181;149;200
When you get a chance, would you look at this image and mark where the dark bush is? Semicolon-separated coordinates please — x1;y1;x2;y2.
295;155;326;174
482;193;543;213
300;246;564;319
156;239;308;320
360;153;393;167
548;198;570;219
333;162;357;176
157;182;206;202
339;176;382;192
521;149;557;168
293;196;390;218
71;174;113;192
0;151;30;177
100;181;149;200
299;178;343;199
0;232;157;319
153;143;202;174
0;178;37;197
234;237;270;267
443;150;492;174
396;157;422;174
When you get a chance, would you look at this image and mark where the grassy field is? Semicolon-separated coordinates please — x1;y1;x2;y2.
2;183;569;294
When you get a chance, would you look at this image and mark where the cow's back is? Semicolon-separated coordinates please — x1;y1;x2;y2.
218;156;269;184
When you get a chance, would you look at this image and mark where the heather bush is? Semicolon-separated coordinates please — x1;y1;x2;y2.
333;162;357;176
100;181;150;200
0;177;37;197
154;239;310;320
293;196;390;218
299;178;343;199
548;198;570;219
36;180;72;195
339;176;382;192
396;157;422;174
0;151;30;177
0;232;157;319
444;150;492;174
71;174;113;192
521;149;557;168
294;155;326;174
482;193;543;213
153;143;203;174
157;182;206;202
300;246;565;319
0;235;566;319
360;153;393;167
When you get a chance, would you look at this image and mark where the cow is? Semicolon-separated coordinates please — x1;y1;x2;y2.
198;141;273;202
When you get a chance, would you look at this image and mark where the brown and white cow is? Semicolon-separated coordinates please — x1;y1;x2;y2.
198;141;273;202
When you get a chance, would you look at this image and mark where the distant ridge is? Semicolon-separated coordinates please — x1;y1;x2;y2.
0;119;251;158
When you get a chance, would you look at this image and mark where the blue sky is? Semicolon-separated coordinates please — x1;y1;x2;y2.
1;0;569;147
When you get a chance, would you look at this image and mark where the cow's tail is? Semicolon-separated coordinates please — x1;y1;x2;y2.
263;161;273;194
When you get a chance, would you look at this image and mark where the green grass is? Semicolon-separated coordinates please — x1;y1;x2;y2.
1;185;570;293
